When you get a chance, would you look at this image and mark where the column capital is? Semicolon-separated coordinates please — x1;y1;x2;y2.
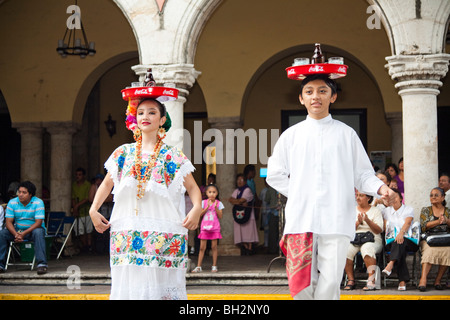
12;122;44;133
385;111;402;125
131;63;201;97
385;54;450;94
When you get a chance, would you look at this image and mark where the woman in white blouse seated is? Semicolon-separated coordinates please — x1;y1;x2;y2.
382;189;419;291
344;191;383;291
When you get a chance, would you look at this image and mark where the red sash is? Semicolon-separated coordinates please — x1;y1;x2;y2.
279;233;313;297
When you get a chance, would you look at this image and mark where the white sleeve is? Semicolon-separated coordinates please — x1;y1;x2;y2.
266;133;290;197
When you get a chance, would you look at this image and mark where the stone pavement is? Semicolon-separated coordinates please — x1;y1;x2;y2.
0;252;449;300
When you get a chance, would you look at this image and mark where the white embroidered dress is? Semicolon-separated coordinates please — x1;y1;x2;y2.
105;142;195;300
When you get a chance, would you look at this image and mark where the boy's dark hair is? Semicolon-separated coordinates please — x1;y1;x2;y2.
18;181;36;197
300;74;338;97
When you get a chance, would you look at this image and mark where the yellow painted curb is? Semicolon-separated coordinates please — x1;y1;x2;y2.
0;293;449;300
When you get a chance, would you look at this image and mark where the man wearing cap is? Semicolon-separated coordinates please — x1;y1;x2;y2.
267;73;395;300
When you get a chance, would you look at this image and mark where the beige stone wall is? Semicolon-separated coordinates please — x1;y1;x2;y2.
195;0;402;119
1;0;449;194
0;0;137;125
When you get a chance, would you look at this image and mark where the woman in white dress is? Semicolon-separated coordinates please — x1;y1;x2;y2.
89;90;202;300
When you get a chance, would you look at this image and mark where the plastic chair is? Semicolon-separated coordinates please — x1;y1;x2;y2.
46;211;65;258
55;216;76;259
46;211;65;237
5;240;36;270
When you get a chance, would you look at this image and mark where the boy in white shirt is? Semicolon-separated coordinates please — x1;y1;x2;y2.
267;74;395;300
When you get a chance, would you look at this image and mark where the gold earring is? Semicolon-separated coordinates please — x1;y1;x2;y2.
157;127;166;140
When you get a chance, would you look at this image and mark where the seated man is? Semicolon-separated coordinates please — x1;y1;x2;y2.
0;181;48;274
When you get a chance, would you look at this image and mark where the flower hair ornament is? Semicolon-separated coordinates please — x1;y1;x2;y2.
121;69;179;203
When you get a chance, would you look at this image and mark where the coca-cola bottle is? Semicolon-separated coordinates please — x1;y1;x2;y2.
312;43;325;64
144;68;156;87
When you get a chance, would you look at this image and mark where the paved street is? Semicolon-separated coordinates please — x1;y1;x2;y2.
0;252;448;300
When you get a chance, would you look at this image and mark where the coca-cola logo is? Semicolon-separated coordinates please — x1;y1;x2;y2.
163;89;175;95
309;65;324;72
134;88;152;95
287;69;296;75
338;66;347;73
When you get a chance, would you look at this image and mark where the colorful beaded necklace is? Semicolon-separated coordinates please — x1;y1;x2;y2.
134;128;166;203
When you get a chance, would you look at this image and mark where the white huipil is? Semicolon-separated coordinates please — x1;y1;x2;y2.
267;115;384;240
105;142;195;300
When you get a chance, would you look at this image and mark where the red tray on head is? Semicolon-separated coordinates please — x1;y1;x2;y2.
286;63;348;80
121;86;179;102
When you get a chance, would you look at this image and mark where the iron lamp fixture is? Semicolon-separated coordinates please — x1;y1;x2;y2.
56;1;96;58
104;114;116;138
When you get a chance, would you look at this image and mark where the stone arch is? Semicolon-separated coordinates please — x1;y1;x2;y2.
368;0;450;55
0;90;21;198
72;51;139;125
113;0;223;65
171;0;223;64
366;0;396;55
241;44;385;121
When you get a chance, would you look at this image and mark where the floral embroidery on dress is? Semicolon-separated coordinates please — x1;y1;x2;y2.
108;143;188;189
110;230;187;269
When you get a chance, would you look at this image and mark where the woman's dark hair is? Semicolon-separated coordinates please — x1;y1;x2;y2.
364;194;374;204
376;171;391;184
243;165;256;179
300;74;338;97
137;98;166;117
383;172;392;183
391;188;403;201
385;163;399;175
432;187;447;207
18;181;36;197
136;98;171;132
207;173;216;183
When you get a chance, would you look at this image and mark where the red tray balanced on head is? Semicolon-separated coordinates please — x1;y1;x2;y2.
121;86;179;102
286;63;348;80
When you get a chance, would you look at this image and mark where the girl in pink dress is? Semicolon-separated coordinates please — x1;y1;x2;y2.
192;184;224;273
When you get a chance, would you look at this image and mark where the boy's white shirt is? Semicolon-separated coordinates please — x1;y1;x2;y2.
267;114;384;240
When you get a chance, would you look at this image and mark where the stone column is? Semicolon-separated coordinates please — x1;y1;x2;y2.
45;122;78;215
386;54;450;217
131;63;201;150
14;124;43;197
209;116;242;256
385;112;403;165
